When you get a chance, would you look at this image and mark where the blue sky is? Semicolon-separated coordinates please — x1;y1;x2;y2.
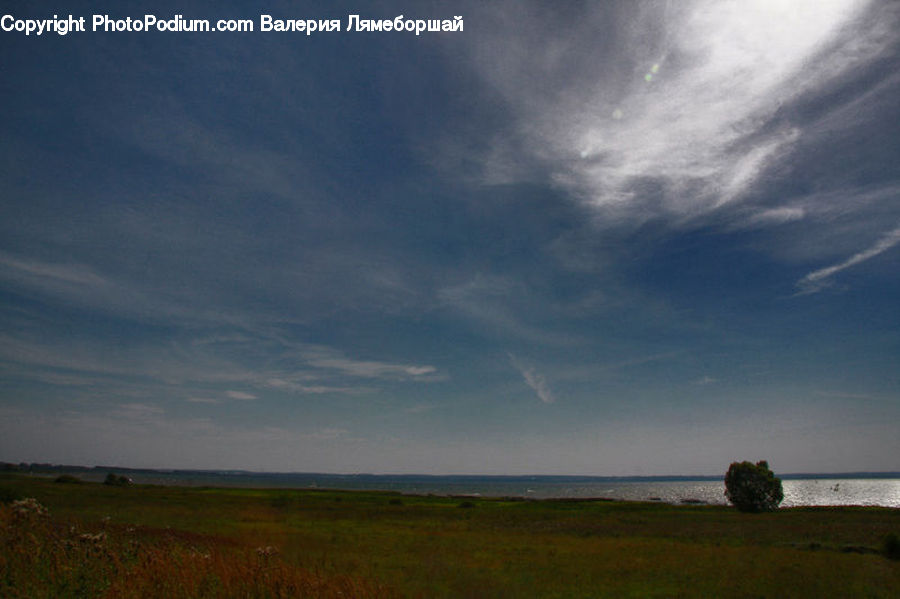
1;0;898;475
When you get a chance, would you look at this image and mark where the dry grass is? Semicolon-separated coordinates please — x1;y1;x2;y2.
0;498;397;598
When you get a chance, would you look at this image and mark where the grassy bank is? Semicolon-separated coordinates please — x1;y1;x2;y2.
2;473;899;597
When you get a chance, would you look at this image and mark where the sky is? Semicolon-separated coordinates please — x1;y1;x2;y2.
1;0;899;476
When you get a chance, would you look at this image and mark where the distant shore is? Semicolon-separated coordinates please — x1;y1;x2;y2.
5;462;900;507
6;461;899;481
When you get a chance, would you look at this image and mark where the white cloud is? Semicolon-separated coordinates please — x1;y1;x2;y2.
508;354;556;404
186;397;221;404
0;252;108;287
743;207;806;228
0;323;433;405
573;1;877;217
465;0;891;226
404;366;438;376
796;224;900;294
264;378;364;394
301;346;440;381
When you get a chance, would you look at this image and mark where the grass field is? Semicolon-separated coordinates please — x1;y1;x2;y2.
2;473;899;597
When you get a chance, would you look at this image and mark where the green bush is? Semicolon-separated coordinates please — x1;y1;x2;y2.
103;473;132;487
724;460;783;513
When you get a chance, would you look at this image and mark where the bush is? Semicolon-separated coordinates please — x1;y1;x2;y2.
55;474;83;484
724;460;783;513
104;473;132;487
883;533;900;560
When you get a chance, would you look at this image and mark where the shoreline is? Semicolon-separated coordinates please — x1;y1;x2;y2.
8;471;899;509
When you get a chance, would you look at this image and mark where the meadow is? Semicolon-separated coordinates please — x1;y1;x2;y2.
1;473;899;598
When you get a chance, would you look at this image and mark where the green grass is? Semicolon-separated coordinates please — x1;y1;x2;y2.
2;473;899;597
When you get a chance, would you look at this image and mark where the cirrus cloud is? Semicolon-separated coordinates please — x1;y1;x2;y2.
462;0;892;227
796;224;900;294
508;353;556;404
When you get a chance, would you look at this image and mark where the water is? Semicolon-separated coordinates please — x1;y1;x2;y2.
60;470;900;507
781;478;900;508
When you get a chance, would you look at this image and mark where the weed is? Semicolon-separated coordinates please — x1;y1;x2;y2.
0;499;397;598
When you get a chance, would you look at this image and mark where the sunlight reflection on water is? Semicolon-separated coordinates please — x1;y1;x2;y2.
781;479;900;508
516;479;900;507
73;471;900;507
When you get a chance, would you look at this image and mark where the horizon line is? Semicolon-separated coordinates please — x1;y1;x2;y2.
5;461;899;480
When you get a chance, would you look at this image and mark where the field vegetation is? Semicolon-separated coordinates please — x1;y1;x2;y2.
1;473;899;597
